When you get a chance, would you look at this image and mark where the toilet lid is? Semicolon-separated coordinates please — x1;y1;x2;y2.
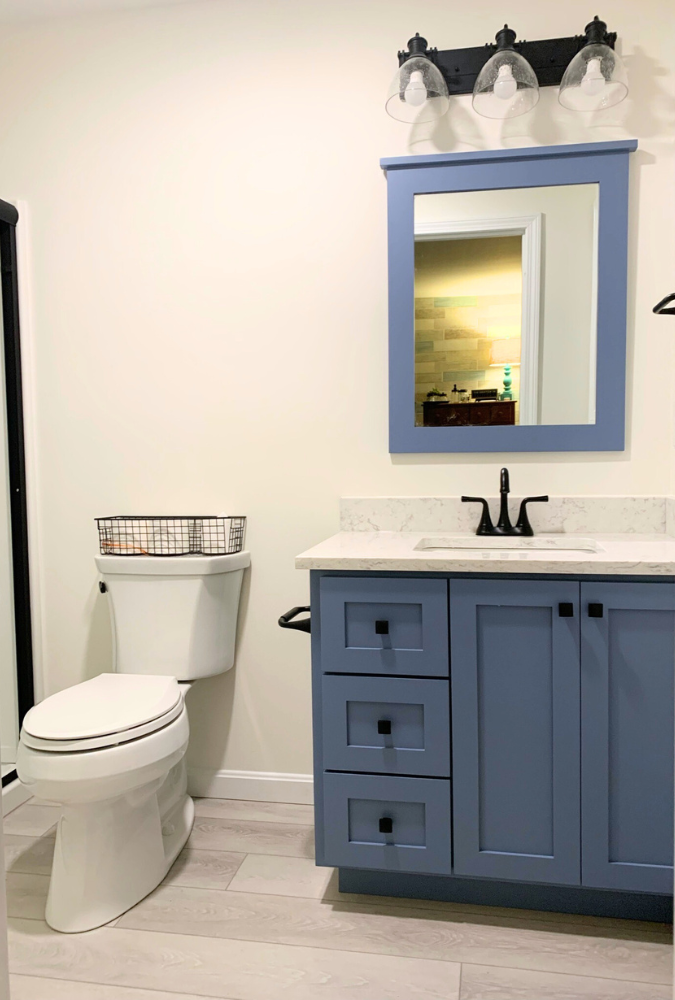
22;674;182;743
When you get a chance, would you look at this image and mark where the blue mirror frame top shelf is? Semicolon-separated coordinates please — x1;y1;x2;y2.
382;140;637;454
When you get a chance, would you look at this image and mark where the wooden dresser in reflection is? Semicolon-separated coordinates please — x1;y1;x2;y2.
422;400;516;427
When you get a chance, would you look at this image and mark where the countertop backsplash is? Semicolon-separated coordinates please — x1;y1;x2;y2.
341;496;675;536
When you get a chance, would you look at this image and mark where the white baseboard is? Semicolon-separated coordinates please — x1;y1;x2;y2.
2;778;31;817
188;768;314;805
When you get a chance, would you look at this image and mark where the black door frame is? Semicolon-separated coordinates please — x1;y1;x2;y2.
0;199;35;787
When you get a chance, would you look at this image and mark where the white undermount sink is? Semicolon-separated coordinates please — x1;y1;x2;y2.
414;535;602;554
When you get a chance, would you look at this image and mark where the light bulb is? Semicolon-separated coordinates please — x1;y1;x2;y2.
580;57;605;96
494;64;517;101
404;70;427;107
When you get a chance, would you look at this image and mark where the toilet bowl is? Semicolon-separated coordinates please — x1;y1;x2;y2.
17;550;249;932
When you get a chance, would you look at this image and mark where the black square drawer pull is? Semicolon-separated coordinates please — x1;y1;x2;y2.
558;602;574;618
379;817;393;834
588;603;604;618
375;620;389;635
377;719;392;735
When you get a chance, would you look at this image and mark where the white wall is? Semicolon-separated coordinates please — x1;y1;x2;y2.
0;0;672;781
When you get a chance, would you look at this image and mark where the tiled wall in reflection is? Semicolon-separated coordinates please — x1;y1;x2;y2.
414;293;521;424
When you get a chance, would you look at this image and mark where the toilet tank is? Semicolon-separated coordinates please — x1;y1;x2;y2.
95;552;250;680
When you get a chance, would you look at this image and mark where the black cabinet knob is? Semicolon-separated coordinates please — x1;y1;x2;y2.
377;719;392;735
558;602;573;618
588;603;604;618
379;817;393;834
375;620;389;635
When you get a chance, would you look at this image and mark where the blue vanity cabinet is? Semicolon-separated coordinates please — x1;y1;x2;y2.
312;571;674;917
450;579;581;885
580;582;675;895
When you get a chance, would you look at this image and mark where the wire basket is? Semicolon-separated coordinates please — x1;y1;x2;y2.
96;516;246;557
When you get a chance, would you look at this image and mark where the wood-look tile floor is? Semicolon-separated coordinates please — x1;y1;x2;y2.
4;797;673;999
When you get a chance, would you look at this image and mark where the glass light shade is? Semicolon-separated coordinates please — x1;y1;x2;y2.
472;49;539;119
558;43;628;111
385;56;450;124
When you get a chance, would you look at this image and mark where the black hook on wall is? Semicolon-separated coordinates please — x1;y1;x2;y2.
653;293;675;316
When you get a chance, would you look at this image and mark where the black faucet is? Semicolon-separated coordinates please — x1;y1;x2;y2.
462;468;549;537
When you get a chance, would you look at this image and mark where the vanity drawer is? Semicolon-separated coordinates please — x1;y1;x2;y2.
322;772;451;874
319;577;448;676
322;675;450;777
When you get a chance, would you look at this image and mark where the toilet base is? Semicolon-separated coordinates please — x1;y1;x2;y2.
45;759;194;933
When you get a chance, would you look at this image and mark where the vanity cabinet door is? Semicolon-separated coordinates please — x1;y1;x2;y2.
450;579;581;885
581;582;675;894
320;577;449;677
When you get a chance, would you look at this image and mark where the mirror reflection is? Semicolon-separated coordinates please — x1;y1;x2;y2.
414;183;599;428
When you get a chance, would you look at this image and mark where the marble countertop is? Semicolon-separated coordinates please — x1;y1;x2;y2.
296;532;675;576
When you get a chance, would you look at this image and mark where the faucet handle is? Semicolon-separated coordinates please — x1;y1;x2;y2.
515;495;549;536
461;496;494;536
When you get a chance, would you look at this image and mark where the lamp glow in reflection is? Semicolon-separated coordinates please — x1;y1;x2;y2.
472;26;539;120
559;17;629;111
490;337;521;400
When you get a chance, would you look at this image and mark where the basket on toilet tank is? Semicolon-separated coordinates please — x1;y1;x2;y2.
95;518;250;679
96;515;246;557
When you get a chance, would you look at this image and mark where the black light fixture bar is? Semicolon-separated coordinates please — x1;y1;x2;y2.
400;29;617;97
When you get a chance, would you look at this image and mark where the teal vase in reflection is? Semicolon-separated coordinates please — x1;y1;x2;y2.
501;364;513;400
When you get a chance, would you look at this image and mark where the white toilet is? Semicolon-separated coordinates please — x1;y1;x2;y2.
17;550;249;933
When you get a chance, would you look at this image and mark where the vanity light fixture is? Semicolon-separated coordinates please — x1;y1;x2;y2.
558;17;629;111
387;16;627;123
385;33;450;123
472;26;539;120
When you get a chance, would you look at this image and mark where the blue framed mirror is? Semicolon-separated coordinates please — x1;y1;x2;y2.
382;140;637;453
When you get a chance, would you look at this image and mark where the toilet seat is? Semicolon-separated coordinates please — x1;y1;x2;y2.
21;673;183;752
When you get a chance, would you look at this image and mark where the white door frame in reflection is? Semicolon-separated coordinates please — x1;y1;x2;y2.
414;214;541;425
